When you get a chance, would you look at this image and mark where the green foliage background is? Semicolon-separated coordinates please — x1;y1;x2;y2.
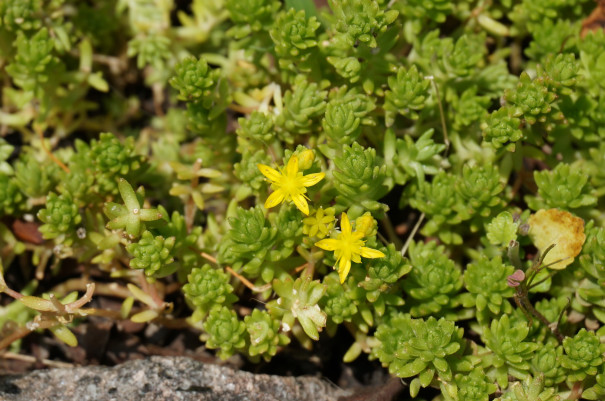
1;0;605;399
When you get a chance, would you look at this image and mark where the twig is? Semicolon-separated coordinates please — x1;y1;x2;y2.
200;252;218;264
151;82;165;117
51;278;131;299
0;326;32;351
520;295;564;343
225;266;272;293
400;213;425;257
64;283;95;313
293;263;309;274
137;272;163;308
79;307;124;319
34;125;70;174
201;251;272;292
0;351;74;369
68;49;127;74
154;317;191;329
567;381;583;400
376;231;390;246
511;244;565;344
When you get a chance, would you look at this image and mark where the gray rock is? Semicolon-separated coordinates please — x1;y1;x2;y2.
0;356;351;401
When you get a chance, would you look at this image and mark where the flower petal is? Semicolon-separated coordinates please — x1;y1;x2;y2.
315;238;340;251
302;216;316;225
300;172;325;187
286;155;299;177
265;189;285;209
257;164;282;182
337;258;351;284
361;247;386;259
351;231;365;241
340;212;351;235
291;193;309;215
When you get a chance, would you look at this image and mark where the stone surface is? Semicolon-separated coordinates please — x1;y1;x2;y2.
0;356;351;401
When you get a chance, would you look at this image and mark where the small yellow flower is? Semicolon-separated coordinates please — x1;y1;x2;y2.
315;212;385;284
303;206;335;239
257;155;325;215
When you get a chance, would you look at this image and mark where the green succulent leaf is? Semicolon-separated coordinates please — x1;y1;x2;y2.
203;305;247;359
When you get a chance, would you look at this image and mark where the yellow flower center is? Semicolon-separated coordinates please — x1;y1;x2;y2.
333;230;365;265
278;170;305;199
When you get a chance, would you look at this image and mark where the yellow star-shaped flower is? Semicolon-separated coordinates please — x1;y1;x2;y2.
315;212;385;283
257;155;325;215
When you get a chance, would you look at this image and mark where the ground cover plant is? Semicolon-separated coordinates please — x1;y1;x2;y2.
1;0;605;399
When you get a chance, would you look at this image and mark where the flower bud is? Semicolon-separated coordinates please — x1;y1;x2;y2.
297;148;315;170
355;212;376;237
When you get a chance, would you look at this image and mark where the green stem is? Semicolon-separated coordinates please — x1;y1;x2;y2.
400;213;425;257
380;216;403;249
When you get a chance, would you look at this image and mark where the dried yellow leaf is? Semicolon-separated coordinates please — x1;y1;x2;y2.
528;209;586;270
